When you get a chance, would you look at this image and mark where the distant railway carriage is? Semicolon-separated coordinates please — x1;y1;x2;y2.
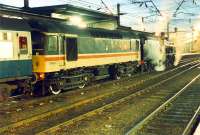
0;18;32;98
165;44;176;67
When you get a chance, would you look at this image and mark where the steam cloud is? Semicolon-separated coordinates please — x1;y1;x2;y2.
144;40;166;71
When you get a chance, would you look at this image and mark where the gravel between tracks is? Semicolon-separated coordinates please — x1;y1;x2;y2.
0;61;196;129
37;66;200;135
0;60;199;135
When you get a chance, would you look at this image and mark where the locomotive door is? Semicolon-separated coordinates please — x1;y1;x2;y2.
66;37;78;61
58;35;65;66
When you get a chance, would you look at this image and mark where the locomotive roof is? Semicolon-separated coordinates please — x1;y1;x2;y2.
30;4;117;22
29;19;153;39
0;16;154;39
0;17;31;31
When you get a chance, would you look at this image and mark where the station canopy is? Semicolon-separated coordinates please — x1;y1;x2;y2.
29;4;118;25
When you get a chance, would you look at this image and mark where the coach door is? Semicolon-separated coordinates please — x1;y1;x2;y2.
66;37;78;61
16;32;32;76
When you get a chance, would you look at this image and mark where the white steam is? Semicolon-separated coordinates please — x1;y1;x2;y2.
145;40;166;71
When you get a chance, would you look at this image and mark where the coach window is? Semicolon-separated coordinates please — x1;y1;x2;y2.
19;36;28;54
46;35;58;55
3;32;7;40
0;32;13;59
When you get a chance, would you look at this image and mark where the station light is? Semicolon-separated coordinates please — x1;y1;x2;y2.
69;16;87;28
1;15;22;19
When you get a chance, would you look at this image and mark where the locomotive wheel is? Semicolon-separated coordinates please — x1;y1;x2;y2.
78;76;88;89
127;73;132;77
78;83;86;89
48;85;62;95
114;73;121;80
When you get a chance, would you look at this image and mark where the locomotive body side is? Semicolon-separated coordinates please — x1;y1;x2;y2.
32;28;141;94
32;32;140;73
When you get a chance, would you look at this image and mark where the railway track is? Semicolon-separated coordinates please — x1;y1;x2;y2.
0;57;198;112
126;74;200;135
7;54;198;101
5;56;198;103
34;63;200;135
179;54;200;63
179;58;199;64
3;54;196;105
0;59;199;134
4;61;198;134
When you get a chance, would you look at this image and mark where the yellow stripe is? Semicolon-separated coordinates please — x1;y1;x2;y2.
42;52;138;61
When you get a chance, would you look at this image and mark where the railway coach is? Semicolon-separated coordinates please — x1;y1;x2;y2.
0;17;32;99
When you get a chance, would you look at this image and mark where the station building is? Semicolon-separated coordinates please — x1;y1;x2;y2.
29;4;118;30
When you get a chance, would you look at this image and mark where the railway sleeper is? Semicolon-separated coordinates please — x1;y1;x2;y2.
160;114;192;119
143;127;177;135
166;111;194;116
146;125;174;131
172;106;197;111
149;121;183;128
156;117;189;123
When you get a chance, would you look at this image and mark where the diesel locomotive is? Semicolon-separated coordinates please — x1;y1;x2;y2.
0;16;176;98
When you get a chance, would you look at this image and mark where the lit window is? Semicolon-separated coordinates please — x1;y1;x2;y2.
3;33;7;40
19;36;28;54
7;33;12;41
46;36;58;53
0;41;13;59
0;33;3;40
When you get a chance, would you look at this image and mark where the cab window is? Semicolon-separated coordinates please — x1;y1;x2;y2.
31;31;45;55
45;35;58;55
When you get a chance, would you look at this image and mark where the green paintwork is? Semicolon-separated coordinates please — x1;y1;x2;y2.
0;60;32;79
78;37;137;54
